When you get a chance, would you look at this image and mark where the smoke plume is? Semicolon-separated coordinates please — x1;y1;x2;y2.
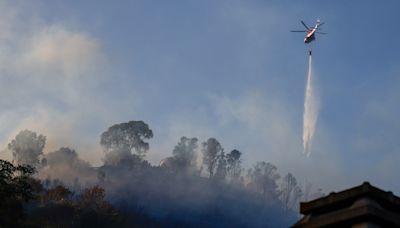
303;54;319;156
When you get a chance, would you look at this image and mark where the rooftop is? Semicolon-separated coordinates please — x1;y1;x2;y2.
293;182;400;227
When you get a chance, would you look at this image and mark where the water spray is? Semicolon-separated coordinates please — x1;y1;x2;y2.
303;50;319;156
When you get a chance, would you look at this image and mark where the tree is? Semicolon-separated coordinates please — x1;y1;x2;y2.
214;151;227;181
100;121;153;164
246;162;281;200
45;147;91;169
78;186;121;227
31;185;121;227
280;173;302;213
8;130;46;167
0;159;37;226
172;137;198;171
201;138;223;178
226;149;242;183
41;147;94;186
161;137;199;173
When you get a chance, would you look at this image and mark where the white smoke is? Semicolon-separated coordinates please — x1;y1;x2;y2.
303;54;319;156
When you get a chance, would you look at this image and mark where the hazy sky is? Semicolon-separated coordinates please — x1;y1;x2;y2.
1;0;400;194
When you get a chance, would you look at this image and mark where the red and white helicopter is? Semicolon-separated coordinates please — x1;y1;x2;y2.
291;20;326;44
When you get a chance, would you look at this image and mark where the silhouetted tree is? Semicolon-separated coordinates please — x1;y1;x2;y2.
226;149;242;183
100;121;153;165
8;130;46;168
172;136;198;171
247;162;281;200
215;151;227;181
78;186;121;227
0;159;37;226
201;138;223;178
38;185;72;224
160;137;198;174
280;173;302;213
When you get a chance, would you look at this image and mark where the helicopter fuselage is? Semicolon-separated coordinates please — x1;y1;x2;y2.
304;32;316;43
304;26;318;43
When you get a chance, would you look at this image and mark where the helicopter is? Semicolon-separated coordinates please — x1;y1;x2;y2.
291;20;327;44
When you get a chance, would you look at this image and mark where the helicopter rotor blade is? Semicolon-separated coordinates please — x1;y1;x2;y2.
301;20;310;30
291;30;307;32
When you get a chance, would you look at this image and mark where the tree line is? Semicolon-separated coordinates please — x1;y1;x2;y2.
1;120;324;227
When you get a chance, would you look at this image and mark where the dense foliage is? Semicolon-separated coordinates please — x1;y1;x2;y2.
0;160;122;227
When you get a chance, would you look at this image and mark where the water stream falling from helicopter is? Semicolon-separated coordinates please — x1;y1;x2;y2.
291;20;325;156
303;52;319;156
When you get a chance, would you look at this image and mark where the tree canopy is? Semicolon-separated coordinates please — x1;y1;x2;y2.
8;130;46;167
172;136;198;171
201;138;223;178
100;121;153;163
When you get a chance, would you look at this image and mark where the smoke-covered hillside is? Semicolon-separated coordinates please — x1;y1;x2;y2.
1;120;324;227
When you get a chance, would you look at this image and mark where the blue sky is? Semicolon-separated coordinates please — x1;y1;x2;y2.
1;0;400;194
